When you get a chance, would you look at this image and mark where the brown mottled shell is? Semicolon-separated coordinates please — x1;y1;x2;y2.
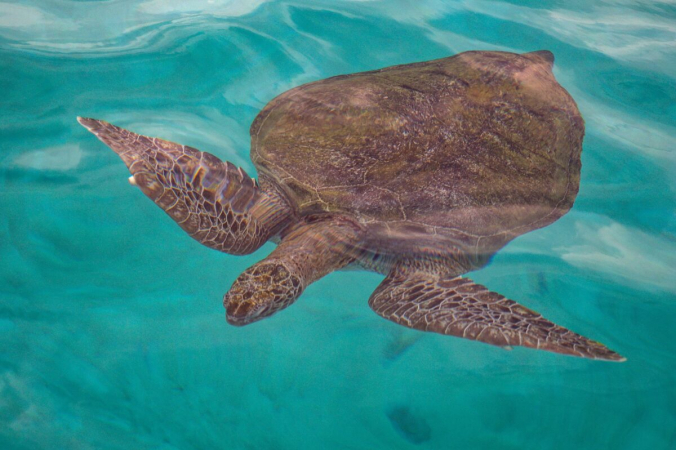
250;51;584;259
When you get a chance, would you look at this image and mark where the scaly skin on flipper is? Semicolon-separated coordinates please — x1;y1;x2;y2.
224;217;362;325
77;118;291;255
369;264;625;361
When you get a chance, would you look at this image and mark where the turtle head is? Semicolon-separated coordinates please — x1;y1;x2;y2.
224;260;303;326
224;217;359;326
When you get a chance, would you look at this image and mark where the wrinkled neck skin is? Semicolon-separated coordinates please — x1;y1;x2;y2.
355;247;476;278
224;205;480;326
256;181;298;243
278;214;366;276
249;186;295;242
338;222;478;278
269;201;477;280
224;213;364;325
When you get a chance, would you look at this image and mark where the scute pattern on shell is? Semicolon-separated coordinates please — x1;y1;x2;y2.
251;51;584;260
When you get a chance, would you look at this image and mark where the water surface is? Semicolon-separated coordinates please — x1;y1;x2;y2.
1;1;675;448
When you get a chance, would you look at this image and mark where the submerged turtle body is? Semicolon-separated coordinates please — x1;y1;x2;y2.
253;50;582;262
79;50;624;361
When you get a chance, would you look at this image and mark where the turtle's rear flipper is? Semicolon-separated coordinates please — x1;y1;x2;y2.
78;117;290;255
368;264;625;361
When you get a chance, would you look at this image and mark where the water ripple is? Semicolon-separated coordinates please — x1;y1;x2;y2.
1;1;676;449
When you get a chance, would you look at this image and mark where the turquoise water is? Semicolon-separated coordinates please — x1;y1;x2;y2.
1;0;676;448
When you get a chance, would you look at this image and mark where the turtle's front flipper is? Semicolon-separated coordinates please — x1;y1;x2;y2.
78;118;291;255
224;218;361;325
369;265;625;361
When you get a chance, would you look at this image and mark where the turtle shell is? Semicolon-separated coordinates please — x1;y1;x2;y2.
250;51;583;259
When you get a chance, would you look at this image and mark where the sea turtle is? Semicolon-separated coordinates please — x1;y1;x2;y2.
78;50;624;361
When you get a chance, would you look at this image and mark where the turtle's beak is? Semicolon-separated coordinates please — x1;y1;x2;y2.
224;299;268;326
